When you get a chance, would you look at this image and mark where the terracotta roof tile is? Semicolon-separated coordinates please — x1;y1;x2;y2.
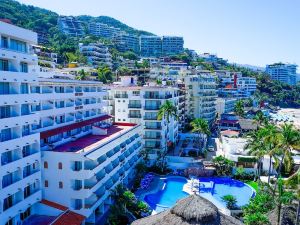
40;199;68;211
53;211;85;225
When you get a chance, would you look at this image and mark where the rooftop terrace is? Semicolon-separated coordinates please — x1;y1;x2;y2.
53;123;137;153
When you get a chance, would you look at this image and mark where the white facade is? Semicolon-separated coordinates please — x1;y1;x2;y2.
184;71;217;123
42;123;142;223
79;42;112;68
57;16;84;37
237;77;257;95
0;21;42;225
88;22;122;39
215;98;237;116
109;78;183;163
266;63;297;86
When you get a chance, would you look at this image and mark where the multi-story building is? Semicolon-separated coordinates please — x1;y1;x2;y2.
108;77;182;163
140;36;162;57
184;71;217;123
266;63;297;85
162;36;184;56
216;70;256;98
42;122;142;223
79;42;112;68
88;22;122;39
113;33;139;53
0;20;42;225
32;45;58;69
215;98;237;116
57;16;84;37
236;77;257;95
0;21;143;225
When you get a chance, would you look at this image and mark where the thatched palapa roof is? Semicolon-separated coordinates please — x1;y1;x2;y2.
132;195;243;225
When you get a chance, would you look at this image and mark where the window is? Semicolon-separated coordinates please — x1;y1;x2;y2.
58;162;62;169
10;39;27;52
44;161;48;169
20;62;28;73
44;180;48;187
59;181;63;189
0;106;10;119
5;218;13;225
0;59;9;71
21;83;29;94
1;36;8;48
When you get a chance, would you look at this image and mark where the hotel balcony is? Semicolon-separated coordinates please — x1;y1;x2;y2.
143;94;172;99
144;105;161;110
128;114;141;118
114;94;128;98
143;116;158;120
128;104;142;109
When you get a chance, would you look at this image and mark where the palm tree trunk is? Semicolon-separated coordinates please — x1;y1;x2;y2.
268;156;272;185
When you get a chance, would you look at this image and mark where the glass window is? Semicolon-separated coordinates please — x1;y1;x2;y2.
20;62;28;73
1;36;8;48
0;59;9;71
10;39;27;52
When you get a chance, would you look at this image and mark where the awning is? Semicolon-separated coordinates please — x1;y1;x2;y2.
40;115;112;139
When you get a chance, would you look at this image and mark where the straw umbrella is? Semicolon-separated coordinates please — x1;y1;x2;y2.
132;195;243;225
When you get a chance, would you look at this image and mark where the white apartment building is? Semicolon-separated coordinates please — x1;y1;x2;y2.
0;21;143;225
184;71;217;123
32;45;58;69
266;63;297;86
79;42;112;68
88;22;122;39
42;122;142;224
215;98;237;116
109;77;182;163
57;16;84;37
237;77;257;95
0;21;42;225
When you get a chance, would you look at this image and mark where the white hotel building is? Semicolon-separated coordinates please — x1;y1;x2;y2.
109;77;183;163
184;71;217;123
0;21;143;225
0;20;42;225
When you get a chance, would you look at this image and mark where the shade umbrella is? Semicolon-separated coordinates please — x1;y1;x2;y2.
132;195;243;225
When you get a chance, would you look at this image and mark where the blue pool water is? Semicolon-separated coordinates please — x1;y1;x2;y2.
144;176;255;212
144;177;188;212
199;177;255;207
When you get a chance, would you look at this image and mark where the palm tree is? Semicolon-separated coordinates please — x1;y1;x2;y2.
234;99;245;117
259;124;281;184
97;66;113;83
76;69;87;80
277;123;300;176
190;118;211;154
246;130;267;180
157;100;178;171
254;111;268;127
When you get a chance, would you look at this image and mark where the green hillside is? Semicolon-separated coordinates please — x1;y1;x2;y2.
0;0;154;39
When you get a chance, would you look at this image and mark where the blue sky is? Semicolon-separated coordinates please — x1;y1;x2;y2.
18;0;300;69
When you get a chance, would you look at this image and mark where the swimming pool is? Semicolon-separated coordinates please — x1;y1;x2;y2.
144;176;255;212
144;176;189;212
199;177;255;208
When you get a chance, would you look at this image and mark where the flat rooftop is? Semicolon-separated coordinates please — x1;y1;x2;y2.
53;123;136;153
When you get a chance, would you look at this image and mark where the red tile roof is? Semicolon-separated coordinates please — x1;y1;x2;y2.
40;199;68;211
53;211;85;225
40;115;112;139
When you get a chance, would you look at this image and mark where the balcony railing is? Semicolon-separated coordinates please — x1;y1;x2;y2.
128;104;142;109
114;94;128;98
144;105;161;110
128;114;141;118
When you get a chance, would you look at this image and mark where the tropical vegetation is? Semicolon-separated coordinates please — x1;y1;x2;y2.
156;100;178;172
212;156;234;176
108;185;149;225
190;118;211;155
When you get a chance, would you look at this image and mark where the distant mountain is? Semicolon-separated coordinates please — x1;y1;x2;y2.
0;0;154;37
